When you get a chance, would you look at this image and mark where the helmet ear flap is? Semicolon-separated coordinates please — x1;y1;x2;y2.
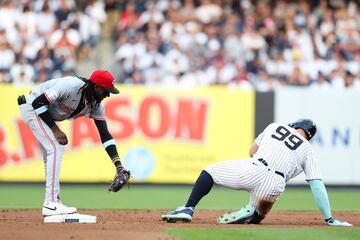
288;119;317;140
302;129;312;140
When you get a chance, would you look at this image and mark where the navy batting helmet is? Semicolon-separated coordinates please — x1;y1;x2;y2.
288;119;317;140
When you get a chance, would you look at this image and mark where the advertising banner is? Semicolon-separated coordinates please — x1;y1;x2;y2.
0;85;254;183
275;88;360;185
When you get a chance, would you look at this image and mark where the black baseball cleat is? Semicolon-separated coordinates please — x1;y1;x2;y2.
161;206;194;223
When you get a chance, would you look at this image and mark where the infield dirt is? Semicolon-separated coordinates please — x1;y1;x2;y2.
1;210;359;240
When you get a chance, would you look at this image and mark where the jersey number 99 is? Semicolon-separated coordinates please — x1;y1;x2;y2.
271;126;303;150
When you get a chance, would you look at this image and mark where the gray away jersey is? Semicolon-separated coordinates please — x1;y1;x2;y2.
253;123;321;182
27;76;105;121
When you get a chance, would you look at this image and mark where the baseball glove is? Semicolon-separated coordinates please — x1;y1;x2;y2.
108;166;131;192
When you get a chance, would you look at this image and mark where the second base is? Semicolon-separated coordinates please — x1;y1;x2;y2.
44;213;96;223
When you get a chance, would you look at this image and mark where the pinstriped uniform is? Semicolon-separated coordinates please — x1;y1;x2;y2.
205;123;321;208
19;77;106;204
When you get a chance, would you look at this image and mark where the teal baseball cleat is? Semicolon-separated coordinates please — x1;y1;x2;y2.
217;204;255;224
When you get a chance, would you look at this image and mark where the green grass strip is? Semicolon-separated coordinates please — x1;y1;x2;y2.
0;184;359;210
167;228;360;240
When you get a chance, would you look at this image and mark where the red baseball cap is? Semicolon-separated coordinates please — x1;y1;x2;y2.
89;70;119;94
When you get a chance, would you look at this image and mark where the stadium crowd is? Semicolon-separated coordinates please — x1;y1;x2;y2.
113;0;360;90
0;0;106;85
0;0;359;91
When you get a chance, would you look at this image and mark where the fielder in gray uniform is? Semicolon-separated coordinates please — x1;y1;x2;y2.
18;70;129;216
161;119;352;226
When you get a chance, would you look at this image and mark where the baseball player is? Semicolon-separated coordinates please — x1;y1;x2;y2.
161;119;352;226
17;70;130;216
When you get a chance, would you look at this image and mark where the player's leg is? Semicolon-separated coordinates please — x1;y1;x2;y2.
249;199;274;223
204;159;262;189
21;106;76;216
185;170;214;208
218;165;284;224
33;116;77;216
207;159;260;224
162;159;257;223
249;171;285;223
222;171;285;224
161;170;214;222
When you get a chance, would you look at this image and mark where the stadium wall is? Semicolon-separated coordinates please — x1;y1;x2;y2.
0;85;254;183
0;85;358;185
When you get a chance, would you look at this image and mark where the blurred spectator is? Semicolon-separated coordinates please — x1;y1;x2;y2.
252;70;282;92
180;0;197;22
118;1;140;32
48;21;81;60
126;70;145;85
37;68;51;84
18;2;37;40
0;34;15;72
115;32;146;78
344;71;355;88
0;1;20;36
195;0;222;24
35;1;57;39
84;0;107;47
54;0;72;24
0;69;10;83
10;53;35;86
139;1;164;26
309;72;332;90
163;42;190;76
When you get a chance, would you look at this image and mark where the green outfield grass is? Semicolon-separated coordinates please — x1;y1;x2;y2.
1;184;359;240
0;184;359;210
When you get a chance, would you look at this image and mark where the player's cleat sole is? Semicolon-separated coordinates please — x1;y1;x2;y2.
161;213;192;223
218;214;253;224
162;217;192;223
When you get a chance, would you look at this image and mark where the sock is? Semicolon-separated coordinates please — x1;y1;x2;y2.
185;170;214;208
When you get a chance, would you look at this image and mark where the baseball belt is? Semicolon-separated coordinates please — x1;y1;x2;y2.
257;158;285;178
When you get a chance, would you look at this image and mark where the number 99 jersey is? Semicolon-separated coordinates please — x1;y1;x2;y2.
253;123;321;182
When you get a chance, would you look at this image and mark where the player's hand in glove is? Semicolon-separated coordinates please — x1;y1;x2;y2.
108;166;130;192
326;217;352;227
